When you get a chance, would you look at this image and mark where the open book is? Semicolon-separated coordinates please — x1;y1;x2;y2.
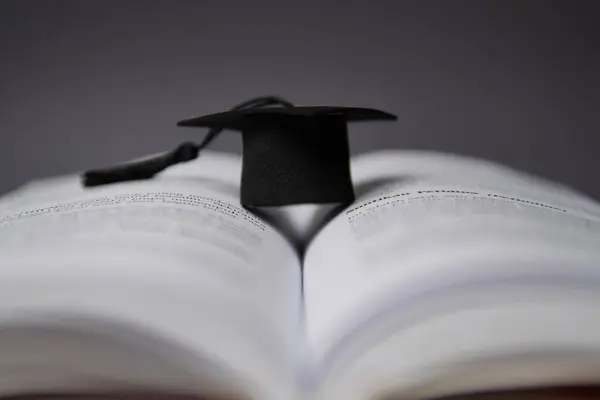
2;150;600;400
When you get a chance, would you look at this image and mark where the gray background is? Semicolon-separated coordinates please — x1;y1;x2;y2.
1;1;599;198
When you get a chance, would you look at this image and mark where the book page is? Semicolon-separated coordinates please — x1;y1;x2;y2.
303;151;600;400
0;152;302;400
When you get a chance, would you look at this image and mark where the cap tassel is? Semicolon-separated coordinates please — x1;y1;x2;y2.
82;141;200;187
81;96;294;187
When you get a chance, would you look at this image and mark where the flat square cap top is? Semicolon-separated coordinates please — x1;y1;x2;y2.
176;106;396;130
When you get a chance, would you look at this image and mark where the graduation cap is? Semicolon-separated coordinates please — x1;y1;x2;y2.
83;97;397;207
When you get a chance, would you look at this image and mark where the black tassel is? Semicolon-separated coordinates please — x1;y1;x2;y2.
81;96;293;187
83;142;199;187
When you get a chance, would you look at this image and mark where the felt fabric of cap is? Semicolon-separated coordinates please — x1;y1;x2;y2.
177;106;397;207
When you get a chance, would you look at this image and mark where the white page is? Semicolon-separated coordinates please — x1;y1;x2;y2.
0;152;302;400
303;151;600;398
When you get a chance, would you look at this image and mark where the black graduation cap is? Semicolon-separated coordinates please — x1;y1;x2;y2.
82;98;397;207
176;106;396;207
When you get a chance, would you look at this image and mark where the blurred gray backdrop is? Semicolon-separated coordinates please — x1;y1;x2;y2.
1;1;599;198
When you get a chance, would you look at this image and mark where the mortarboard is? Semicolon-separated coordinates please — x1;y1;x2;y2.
83;97;397;208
